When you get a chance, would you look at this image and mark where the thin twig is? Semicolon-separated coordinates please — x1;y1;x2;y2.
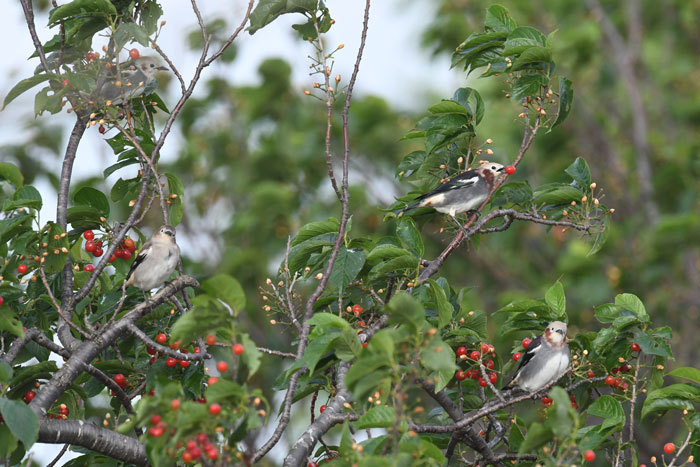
38;267;92;339
256;347;296;359
126;323;210;360
667;429;693;467
46;444;69;467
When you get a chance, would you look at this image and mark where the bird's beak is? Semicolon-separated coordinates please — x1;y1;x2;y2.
157;66;168;71
555;329;564;335
497;166;505;172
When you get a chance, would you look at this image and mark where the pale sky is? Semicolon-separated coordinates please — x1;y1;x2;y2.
0;1;461;464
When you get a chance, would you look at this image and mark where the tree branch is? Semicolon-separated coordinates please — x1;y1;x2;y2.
38;419;147;466
126;323;210;361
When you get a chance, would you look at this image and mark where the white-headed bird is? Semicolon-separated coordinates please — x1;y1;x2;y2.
124;225;180;291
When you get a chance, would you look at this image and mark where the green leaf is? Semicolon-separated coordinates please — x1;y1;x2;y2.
511;46;552;71
248;0;318;35
564;157;592;190
366;244;411;265
355;406;396;429
419;335;457;373
668;367;700;384
2;73;55;110
642;384;700;419
164;173;184;196
396;218;424;257
594;304;622;323
34;85;65;116
484;5;517;33
0;424;18;458
239;333;262;377
200;274;246;313
511;74;549;101
427;280;453;329
307;312;352;329
387;292;425;331
0;398;39;449
587;395;625;430
73;186;110;217
552;77;573;128
0;311;24;339
114;22;150;48
547;386;574;438
614;293;649;323
66;205;102;229
428;100;468;115
633;330;673;358
0;362;12;384
328;248;366;291
292;218;339;246
502;26;547;55
0;163;23;188
369;255;418;279
533;183;581;205
170;295;232;344
104;159;138;179
4;186;42;211
452;87;485;125
335;328;362;361
544;281;566;318
519;422;552;453
48;0;117;25
491;182;533;207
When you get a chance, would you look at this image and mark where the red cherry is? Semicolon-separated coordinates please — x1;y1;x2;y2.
620;363;631;373
146;346;156;355
485;359;495;370
469;351;481;361
83;264;95;272
587;370;595;378
513;352;522;362
505;165;516;175
208;377;218;385
196;432;208;444
216;361;228;372
62;79;71;88
171;399;180;410
59;405;69;415
0;296;3;306
182;451;192;462
478;377;488;387
121;249;132;260
98;125;106;134
488;373;498;384
352;304;363;315
456;346;467;357
165;358;177;367
169;340;180;350
180;360;190;368
208;403;221;415
150;414;161;425
362;342;367;348
148;426;164;437
614;377;623;388
583;449;595;461
93;247;104;257
24;390;36;402
17;264;28;274
113;373;126;388
319;404;327;413
149;356;157;364
464;369;473;379
571;401;579;409
612;367;619;374
186;440;197;451
207;449;218;460
206;334;216;346
108;253;117;263
480;343;490;354
455;370;467;381
84;240;96;252
309;463;318;467
233;343;244;355
86;52;96;61
605;375;615;386
522;338;531;349
663;443;675;454
124;238;136;251
189;446;201;459
631;342;641;352
471;369;481;380
541;396;552;406
129;48;140;60
156;333;167;344
83;230;94;240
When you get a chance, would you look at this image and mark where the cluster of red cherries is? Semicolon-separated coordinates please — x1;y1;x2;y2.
81;229;137;272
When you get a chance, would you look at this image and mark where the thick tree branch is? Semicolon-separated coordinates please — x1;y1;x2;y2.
283;362;352;466
30;276;198;414
38;419;147;466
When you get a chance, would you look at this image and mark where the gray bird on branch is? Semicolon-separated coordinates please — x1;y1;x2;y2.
503;321;571;393
124;225;180;291
90;56;168;106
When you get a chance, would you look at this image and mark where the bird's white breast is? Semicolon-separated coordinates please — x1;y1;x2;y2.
520;351;569;392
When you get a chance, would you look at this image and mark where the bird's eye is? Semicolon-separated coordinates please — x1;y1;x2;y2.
150;64;155;68
491;166;496;170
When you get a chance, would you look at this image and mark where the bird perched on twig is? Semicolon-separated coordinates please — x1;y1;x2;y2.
503;321;571;393
124;225;180;291
91;56;168;106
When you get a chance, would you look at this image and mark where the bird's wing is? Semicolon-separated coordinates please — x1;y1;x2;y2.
502;334;544;389
515;335;543;373
125;240;152;283
414;169;479;201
